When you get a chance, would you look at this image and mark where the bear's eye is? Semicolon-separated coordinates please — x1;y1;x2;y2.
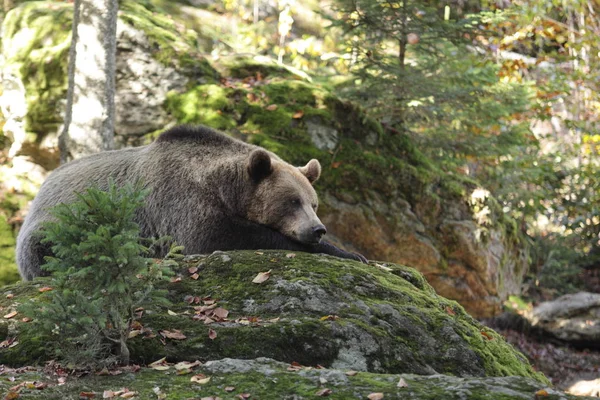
312;204;317;210
290;198;301;206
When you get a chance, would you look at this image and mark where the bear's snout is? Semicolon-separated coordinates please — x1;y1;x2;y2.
312;224;327;242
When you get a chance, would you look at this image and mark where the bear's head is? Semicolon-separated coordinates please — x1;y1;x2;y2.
246;149;327;245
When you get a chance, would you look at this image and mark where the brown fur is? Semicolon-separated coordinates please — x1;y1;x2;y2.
16;125;367;280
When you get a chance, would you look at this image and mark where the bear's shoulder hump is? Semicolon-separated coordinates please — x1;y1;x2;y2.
155;125;233;146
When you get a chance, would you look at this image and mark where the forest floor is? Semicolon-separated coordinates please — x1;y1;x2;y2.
496;266;600;393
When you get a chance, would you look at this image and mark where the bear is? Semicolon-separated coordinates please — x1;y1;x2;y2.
16;124;367;280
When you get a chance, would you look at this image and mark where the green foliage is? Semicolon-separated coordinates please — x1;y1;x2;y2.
20;181;174;368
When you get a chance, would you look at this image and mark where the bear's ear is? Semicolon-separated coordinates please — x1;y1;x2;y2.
299;159;321;184
248;149;273;182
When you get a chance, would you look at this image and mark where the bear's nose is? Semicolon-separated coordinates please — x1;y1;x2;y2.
312;224;327;239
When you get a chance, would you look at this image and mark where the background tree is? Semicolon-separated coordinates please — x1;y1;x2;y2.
60;0;118;163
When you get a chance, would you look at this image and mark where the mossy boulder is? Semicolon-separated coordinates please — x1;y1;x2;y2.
0;358;590;400
2;251;543;383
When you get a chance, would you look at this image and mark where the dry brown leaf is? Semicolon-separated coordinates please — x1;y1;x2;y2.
103;390;116;399
445;306;456;316
6;294;13;299
331;161;342;169
292;111;304;119
254;251;264;255
345;370;358;376
174;360;201;370
315;388;332;396
79;392;96;398
285;253;296;258
170;277;182;283
38;287;53;292
208;328;217;340
367;393;384;400
224;386;236;392
160;330;186;340
212;307;229;320
120;392;137;399
397;377;408;388
3;311;17;319
481;331;494;340
535;389;549;397
266;104;278;111
190;273;200;280
4;392;19;400
252;270;271;284
190;374;211;384
237;394;251;400
188;266;199;274
167;310;178;316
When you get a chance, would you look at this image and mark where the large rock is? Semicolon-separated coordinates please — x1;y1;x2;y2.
2;251;543;382
526;291;600;347
0;1;217;160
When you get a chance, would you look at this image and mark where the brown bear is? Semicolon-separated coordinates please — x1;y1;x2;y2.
16;125;366;280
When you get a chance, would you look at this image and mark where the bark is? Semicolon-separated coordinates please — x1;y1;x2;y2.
60;0;118;163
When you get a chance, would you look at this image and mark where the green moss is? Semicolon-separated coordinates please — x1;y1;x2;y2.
0;216;19;286
1;2;72;135
165;84;236;130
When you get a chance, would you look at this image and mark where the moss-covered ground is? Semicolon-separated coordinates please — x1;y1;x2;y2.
0;360;582;400
2;251;547;384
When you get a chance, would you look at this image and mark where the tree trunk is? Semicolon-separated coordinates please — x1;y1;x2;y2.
60;0;118;163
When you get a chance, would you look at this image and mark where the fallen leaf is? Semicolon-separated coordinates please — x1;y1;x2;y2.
167;310;178;316
237;394;251;400
252;270;271;284
120;392;137;398
6;294;14;299
188;266;199;274
79;392;96;398
170;277;182;283
254;251;264;255
190;374;211;384
103;390;115;399
481;331;494;340
535;389;549;397
212;307;229;320
345;370;358;376
331;161;341;169
319;315;339;321
190;273;200;280
4;392;19;400
160;330;186;340
224;387;236;392
374;263;392;272
38;287;53;292
445;306;456;316
4;311;17;319
266;104;278;111
285;253;296;258
397;377;408;388
174;361;201;370
316;388;332;396
367;393;384;400
292;111;304;119
208;328;217;340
